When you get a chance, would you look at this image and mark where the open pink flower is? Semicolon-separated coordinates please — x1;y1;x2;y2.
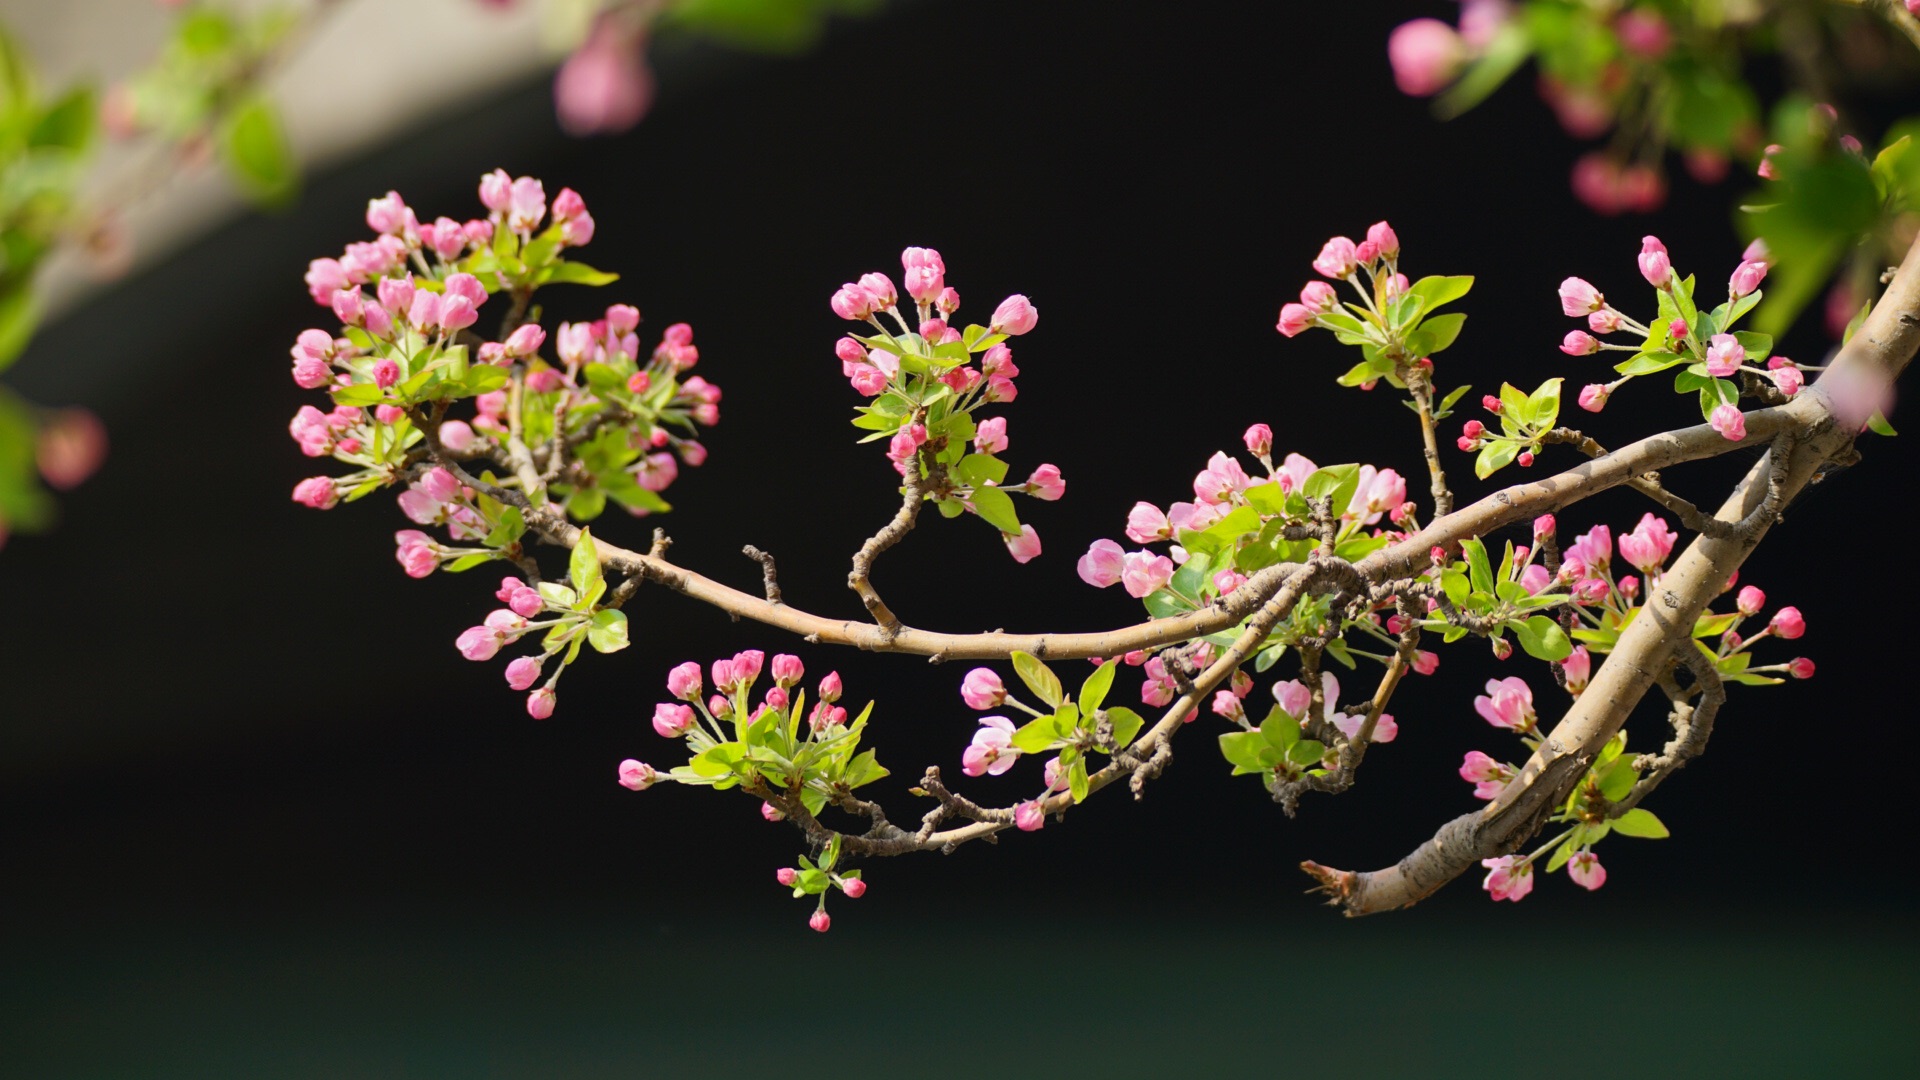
1562;645;1593;695
1077;539;1126;588
1474;676;1536;732
1568;851;1607;891
1125;502;1171;543
962;716;1021;776
1710;404;1747;441
1705;333;1744;377
1618;512;1677;573
1120;551;1176;598
1004;525;1043;564
1481;856;1534;902
1459;750;1516;800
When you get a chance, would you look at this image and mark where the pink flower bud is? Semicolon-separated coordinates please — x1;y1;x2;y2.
1412;650;1439;676
858;272;899;310
292;476;338;509
732;650;765;688
815;671;842;703
1027;463;1066;501
1770;606;1806;639
1005;524;1042;564
1770;364;1804;396
331;287;365;327
772;654;804;687
1125;502;1171;543
1243;423;1273;458
840;876;867;898
830;284;877;321
372;358;401;388
1734;585;1766;615
1562;645;1592;694
652;703;695;738
1559;277;1605;317
365;191;409;235
436;419;477;453
809;910;831;933
1560;330;1599;356
1388;18;1465;96
777;867;798;886
1789;657;1815;679
1517;451;1535;467
1213;568;1248;596
1491;637;1514;660
1366;220;1400;260
961;668;1005;710
708;694;733;720
1275;303;1316;337
973;416;1009;455
508;176;547;231
478;169;512;212
1300;281;1337;312
1638;236;1672;288
1015;800;1046;832
508;586;543;618
666;661;703;700
1578;383;1610;413
499;323;546;359
617;759;656;791
1729;259;1768;299
991;294;1039;335
755;801;783;822
456;626;503;662
1312;236;1358;279
505;656;543;691
1710;404;1747;441
1758;145;1782;180
1481;855;1534;901
1588;308;1622;334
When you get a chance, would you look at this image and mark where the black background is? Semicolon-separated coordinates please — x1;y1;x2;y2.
3;2;1914;1076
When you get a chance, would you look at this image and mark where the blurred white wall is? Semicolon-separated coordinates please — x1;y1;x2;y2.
1;0;567;318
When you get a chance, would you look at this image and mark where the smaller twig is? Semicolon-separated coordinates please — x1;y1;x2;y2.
742;545;784;604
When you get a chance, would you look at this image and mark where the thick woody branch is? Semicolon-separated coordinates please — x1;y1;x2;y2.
1302;237;1920;916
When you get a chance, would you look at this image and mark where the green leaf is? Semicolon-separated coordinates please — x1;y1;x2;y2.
1545;838;1576;874
1474;440;1520;479
1218;731;1273;772
444;553;495;573
1011;651;1063;709
1512;615;1573;662
29;85;96;151
535;261;620;287
957;453;1008;487
1524;377;1563;430
1614;350;1689;377
1732;331;1773;364
218;96;297;205
1463;538;1493;595
483;505;527;549
1286;740;1327;767
586;609;630;653
969;484;1021;536
1068;757;1090;803
1105;706;1145;750
1010;717;1062;754
330;384;385;407
0;288;38;372
1407;274;1474;312
1437;383;1473;418
1598;757;1639;802
570;528;604;596
1407;312;1467;356
1868;411;1898;437
1335;360;1379;388
1610;807;1670;839
1080;660;1117;714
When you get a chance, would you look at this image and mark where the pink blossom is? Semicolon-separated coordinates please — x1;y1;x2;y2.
291;476;338;510
839;876;866;897
505;656;543;691
1589;308;1623;334
1357;467;1407;519
1789;657;1816;679
1243;423;1273;458
1312;236;1358;279
1519;564;1552;594
1275;303;1316;337
1710;404;1747;441
831;284;878;321
1276;452;1318;494
1412;650;1439;676
974;416;1008;454
1562;646;1592;695
1616;8;1671;56
1770;606;1806;640
809;911;831;933
1729;259;1768;299
1638;236;1672;288
1015;800;1046;831
1705;334;1745;377
439;419;478;453
1564;525;1612;575
1770;364;1804;396
618;759;656;791
1126;502;1172;543
1142;657;1178;707
652;703;695;738
857;272;899;311
1736;586;1766;616
991;294;1039;335
1578;383;1610;413
1387;18;1464;96
507;587;543;618
1026;464;1066;501
1474;676;1536;732
962;716;1021;776
1560;330;1599;356
305;258;350;304
1300;281;1338;312
817;671;843;702
1193;451;1253;505
1757;145;1781;179
1272;679;1312;720
456;626;504;662
1568;851;1607;890
1559;277;1605;317
1077;539;1126;588
1005;525;1042;563
394;530;438;577
1481;855;1534;902
526;688;557;719
1120;551;1176;598
1618;512;1677;572
961;668;1006;710
1366;220;1400;260
1213;568;1248;596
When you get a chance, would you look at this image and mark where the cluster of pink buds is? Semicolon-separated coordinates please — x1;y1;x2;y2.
831;247;1057;561
1553;237;1801;444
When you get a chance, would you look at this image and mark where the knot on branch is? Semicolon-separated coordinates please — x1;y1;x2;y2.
742;545;784;604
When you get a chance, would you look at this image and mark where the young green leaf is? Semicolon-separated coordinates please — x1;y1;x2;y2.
1010;651;1063;708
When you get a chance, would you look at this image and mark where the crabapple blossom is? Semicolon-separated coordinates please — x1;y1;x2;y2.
1460;751;1516;800
1559;277;1605;316
1026;464;1066;500
991;295;1039;335
1004;525;1043;563
1705;334;1744;377
1244;423;1273;458
962;716;1020;776
1077;539;1126;588
1312;236;1358;279
1710;404;1747;441
974;416;1008;454
961;668;1006;710
1561;330;1598;356
1618;512;1678;573
1789;657;1816;679
1567;851;1607;890
809;911;831;933
1125;502;1171;543
1474;677;1536;733
527;689;557;720
1637;236;1672;287
1770;606;1806;639
1561;646;1592;695
618;760;657;791
1579;383;1610;412
1120;551;1176;598
1387;18;1464;96
1481;856;1534;902
1015;801;1046;831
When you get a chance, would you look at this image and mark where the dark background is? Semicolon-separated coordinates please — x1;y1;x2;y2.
3;2;1913;1076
